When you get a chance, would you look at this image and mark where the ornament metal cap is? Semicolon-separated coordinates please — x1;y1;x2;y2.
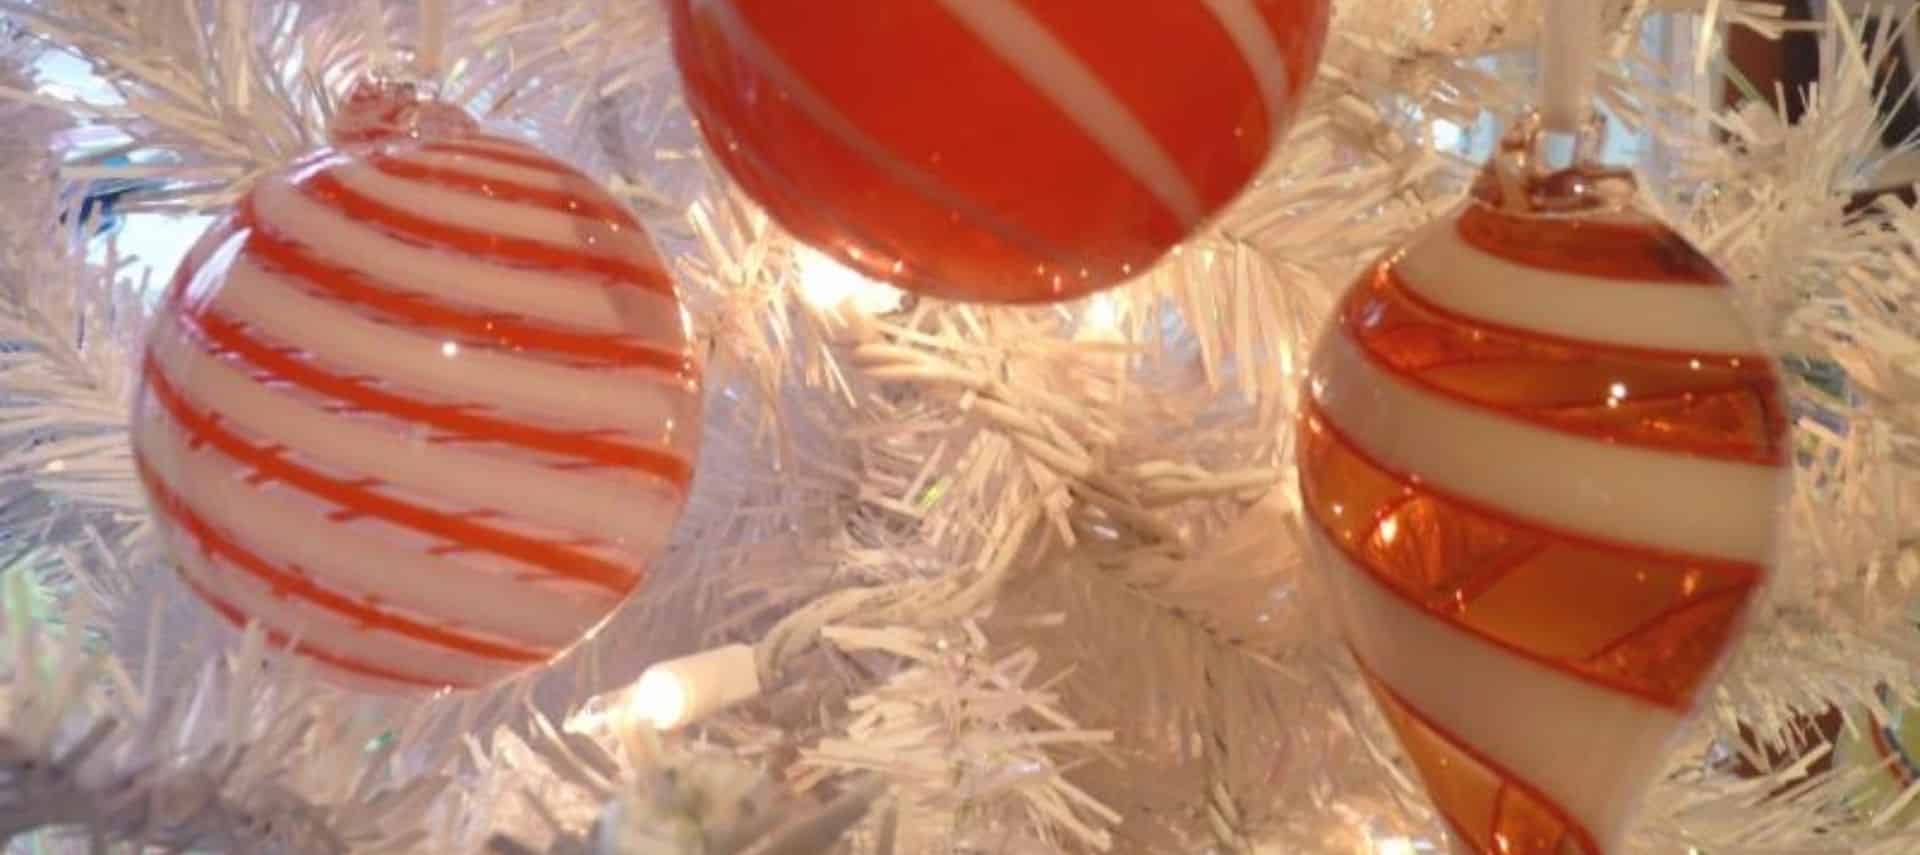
329;74;477;146
1474;111;1638;216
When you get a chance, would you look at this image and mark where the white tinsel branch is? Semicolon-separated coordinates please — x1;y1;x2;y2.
1;1;1919;853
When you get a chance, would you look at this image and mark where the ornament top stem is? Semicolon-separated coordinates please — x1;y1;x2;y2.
1540;0;1604;131
417;0;448;81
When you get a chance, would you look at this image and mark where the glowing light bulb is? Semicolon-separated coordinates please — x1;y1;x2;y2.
631;667;690;730
613;644;762;733
1079;293;1122;339
1372;836;1416;855
796;247;904;316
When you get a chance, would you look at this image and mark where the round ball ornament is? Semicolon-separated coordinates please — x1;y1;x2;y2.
1296;116;1789;854
667;0;1330;303
131;80;702;693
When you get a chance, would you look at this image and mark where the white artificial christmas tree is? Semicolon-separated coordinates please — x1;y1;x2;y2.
0;1;1915;853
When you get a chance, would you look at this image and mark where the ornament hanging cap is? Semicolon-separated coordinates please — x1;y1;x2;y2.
1473;111;1639;216
1493;0;1625;216
1468;111;1723;282
329;74;477;147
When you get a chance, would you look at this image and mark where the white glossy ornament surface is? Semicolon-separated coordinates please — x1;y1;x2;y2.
1298;186;1788;854
132;124;699;693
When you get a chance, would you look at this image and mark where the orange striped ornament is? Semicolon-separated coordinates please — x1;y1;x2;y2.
667;0;1330;304
131;83;702;694
1297;122;1788;854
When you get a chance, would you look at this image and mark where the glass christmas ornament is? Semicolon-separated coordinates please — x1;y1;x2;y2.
667;0;1330;304
1296;114;1790;854
130;82;702;693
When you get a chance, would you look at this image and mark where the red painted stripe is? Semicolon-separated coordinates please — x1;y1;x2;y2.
1352;651;1602;855
420;138;578;175
239;204;693;375
1582;584;1754;663
1456;205;1725;285
1383;266;1765;364
138;452;549;663
177;571;470;690
178;308;694;490
1445;540;1553;609
1341;329;1783;469
366;151;641;228
297;170;674;299
1302;400;1766;578
1349;271;1786;467
1404;370;1767;414
1308;491;1689;711
1301;404;1763;711
142;356;641;593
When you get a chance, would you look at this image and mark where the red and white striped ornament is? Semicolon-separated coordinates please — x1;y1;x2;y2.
668;0;1330;304
1296;120;1789;854
131;82;701;694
